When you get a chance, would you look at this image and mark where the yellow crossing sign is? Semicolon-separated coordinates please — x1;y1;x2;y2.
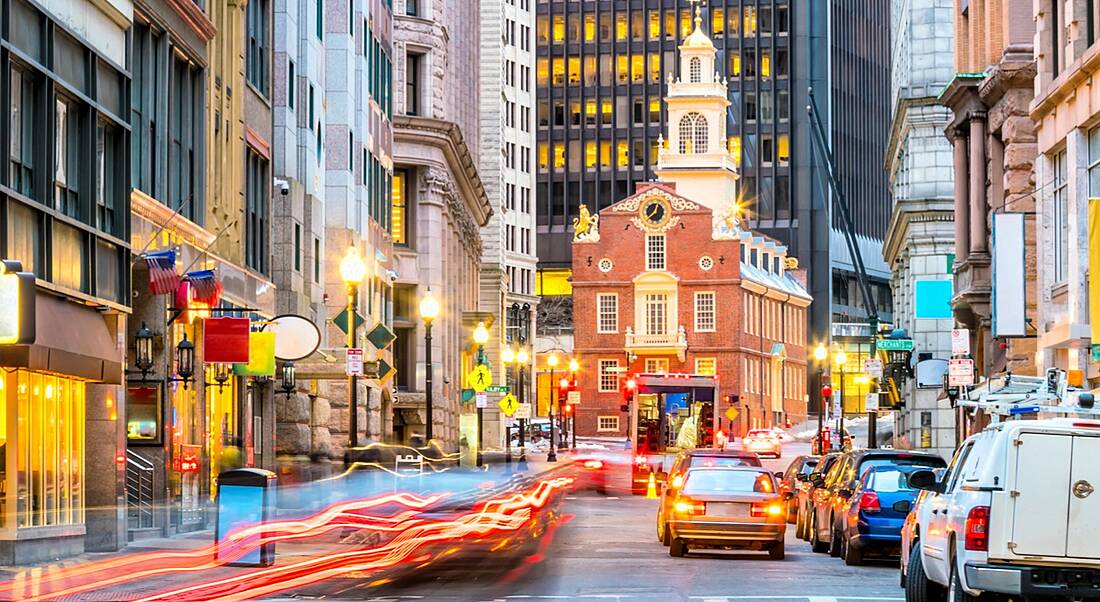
498;393;520;417
467;364;493;392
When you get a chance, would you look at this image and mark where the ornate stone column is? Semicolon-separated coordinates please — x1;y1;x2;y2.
969;113;989;255
952;129;971;262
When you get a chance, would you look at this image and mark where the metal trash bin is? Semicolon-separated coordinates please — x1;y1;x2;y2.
215;468;277;566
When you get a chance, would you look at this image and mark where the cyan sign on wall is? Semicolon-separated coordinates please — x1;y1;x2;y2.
914;280;953;319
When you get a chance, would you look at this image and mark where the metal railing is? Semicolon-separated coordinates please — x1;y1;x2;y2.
624;326;688;349
126;449;155;530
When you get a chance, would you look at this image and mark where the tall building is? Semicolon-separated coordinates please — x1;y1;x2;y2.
882;0;956;456
392;0;492;450
534;0;795;277
0;0;132;562
939;0;1037;384
272;0;397;472
571;14;811;440
1032;0;1096;388
479;0;540;448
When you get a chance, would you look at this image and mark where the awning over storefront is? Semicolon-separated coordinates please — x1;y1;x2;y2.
0;291;122;383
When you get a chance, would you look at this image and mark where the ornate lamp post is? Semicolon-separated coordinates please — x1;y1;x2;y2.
279;361;296;397
419;289;440;443
547;352;559;462
568;358;579;449
174;334;196;388
516;346;529;460
340;247;366;448
472;321;490;466
502;345;516;463
834;350;848;450
135;322;155;380
813;343;828;453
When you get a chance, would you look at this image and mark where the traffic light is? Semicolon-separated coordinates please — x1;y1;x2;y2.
622;376;638;409
821;385;833;400
563;403;573;415
558;377;571;400
726;393;740;406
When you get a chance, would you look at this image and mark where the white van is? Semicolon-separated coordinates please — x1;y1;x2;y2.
901;417;1100;601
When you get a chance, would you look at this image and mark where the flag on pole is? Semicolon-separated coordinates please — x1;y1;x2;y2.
186;270;223;306
144;250;179;295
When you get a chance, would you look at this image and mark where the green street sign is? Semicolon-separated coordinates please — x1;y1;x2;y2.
333;308;366;336
485;385;508;393
877;338;914;351
366;322;396;350
461;388;474;402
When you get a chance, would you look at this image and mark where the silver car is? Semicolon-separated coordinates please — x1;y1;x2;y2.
667;467;788;559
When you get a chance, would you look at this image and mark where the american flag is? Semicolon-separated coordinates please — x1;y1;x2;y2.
186;270;223;307
144;250;180;295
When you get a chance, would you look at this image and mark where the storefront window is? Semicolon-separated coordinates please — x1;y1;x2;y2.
206;367;241;499
9;371;84;529
170;323;203;525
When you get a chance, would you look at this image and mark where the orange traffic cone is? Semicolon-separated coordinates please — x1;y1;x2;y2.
645;471;658;499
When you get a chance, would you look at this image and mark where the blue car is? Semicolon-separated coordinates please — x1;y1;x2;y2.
836;465;923;566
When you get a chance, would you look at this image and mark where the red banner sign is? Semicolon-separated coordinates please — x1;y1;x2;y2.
203;317;251;363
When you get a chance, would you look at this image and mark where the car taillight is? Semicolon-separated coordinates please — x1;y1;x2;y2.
751;501;785;518
674;498;706;515
858;491;881;513
965;506;990;551
583;460;603;470
634;455;648;465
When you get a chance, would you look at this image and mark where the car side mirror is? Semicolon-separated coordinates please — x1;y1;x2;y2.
907;469;941;492
838;488;853;498
774;471;785;481
795;473;810;482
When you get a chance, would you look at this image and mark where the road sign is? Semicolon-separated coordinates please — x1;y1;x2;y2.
366;322;397;350
948;358;975;387
515;403;533;420
333;307;366;336
498;393;520;416
863;358;883;379
346;348;364;376
865;393;879;412
833;394;842;417
476;392;488;408
566;390;581;405
951;329;970;356
725;406;739;421
485;385;509;393
467;364;493;392
877;338;914;351
376;358;395;383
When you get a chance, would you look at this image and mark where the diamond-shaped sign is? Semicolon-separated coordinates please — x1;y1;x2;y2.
498;393;520;416
467;364;493;392
366;322;396;350
376;358;395;383
333;308;366;336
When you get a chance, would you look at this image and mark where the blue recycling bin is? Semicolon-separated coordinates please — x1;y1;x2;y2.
215;468;277;566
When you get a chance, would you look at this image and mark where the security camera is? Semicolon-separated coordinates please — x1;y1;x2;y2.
273;177;290;196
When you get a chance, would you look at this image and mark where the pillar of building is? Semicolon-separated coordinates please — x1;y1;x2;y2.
952;130;971;261
969;114;989;255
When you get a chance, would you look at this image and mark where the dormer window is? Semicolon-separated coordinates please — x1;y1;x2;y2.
774;256;781;274
689;56;702;82
762;252;770;272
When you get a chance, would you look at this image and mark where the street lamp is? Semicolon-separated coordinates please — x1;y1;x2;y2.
340;247;366;449
516;346;530;461
419;289;440;443
813;343;828;453
472;322;489;466
502;345;516;463
547;352;559;462
135;322;155;380
568;358;579;449
834;350;848;450
175;333;195;388
279;361;297;397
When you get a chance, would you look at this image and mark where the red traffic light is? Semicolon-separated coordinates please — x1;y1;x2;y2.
563;404;573;415
625;378;637;390
821;385;833;399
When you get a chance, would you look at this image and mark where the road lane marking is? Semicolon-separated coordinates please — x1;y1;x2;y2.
689;597;903;601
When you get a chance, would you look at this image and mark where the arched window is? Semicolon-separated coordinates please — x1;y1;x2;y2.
694;114;709;152
679;112;708;154
689;57;702;82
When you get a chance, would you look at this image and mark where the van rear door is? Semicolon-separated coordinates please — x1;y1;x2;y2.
1009;432;1071;558
1067;434;1100;559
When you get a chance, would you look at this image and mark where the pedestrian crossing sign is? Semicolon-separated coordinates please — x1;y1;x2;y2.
499;393;520;416
467;364;493;392
725;407;739;421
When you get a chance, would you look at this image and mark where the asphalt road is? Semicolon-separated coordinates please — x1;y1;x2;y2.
316;443;903;602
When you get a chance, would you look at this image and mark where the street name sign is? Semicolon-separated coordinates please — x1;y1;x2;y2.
485;385;509;393
346;348;364;376
566;390;581;405
467;364;493;392
515;404;533;419
948;358;975;387
498;393;520;416
951;329;970;356
877;339;914;351
863;359;883;379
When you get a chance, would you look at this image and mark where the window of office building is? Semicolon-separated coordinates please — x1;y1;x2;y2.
405;53;422;115
247;0;268;94
246;149;269;274
392;169;409;245
54;97;81;218
1053;149;1069;283
8;67;35;197
597;293;618;333
598;359;620;392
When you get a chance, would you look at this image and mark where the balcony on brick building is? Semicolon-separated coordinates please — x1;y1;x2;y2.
624;325;688;361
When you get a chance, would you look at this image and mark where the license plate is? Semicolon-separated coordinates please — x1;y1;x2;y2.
705;502;748;518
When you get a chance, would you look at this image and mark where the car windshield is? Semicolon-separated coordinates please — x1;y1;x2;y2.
865;468;915;493
689;455;761;468
859;455;946;475
683;469;774;495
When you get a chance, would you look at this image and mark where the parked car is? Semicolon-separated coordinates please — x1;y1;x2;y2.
808;450;946;556
902;418;1100;602
796;452;841;541
656;449;763;545
666;467;787;560
742;429;783;458
778;455;819;524
834;465;922;565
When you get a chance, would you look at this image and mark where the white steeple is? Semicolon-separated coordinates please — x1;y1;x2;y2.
655;2;739;213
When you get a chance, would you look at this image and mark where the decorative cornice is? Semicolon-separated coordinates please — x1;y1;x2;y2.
610;186;701;213
245;127;271;161
1031;40;1100;119
393;115;491;227
166;0;217;42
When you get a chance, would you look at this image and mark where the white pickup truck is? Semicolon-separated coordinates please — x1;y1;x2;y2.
901;417;1100;601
